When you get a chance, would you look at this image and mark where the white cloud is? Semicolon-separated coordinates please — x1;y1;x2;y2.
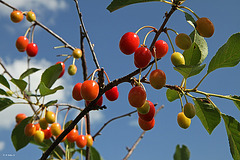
0;57;73;129
0;141;5;151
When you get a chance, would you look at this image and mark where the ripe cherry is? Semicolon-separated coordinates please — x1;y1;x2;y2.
45;110;56;124
67;129;79;143
42;127;52;139
128;86;146;108
138;100;155;121
50;123;62;136
16;36;29;52
171;52;185;66
196;17;214;38
76;135;87;148
134;47;152;68
72;83;83;101
15;113;27;124
152;40;168;58
26;11;36;22
105;86;119;101
85;134;93;147
10;10;24;23
119;32;140;55
177;112;191;129
34;123;40;131
138;117;155;131
86;95;103;107
149;69;166;89
72;48;82;59
34;130;45;144
68;64;77;76
26;43;38;57
24;123;36;137
56;61;65;78
80;80;99;101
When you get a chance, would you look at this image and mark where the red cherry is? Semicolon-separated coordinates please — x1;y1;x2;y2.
76;135;87;148
24;123;36;137
72;83;83;101
50;123;61;136
134;47;152;68
15;113;27;124
56;61;65;78
152;40;168;58
128;86;146;108
86;96;103;107
10;10;24;23
138;117;155;131
26;43;38;57
105;86;119;101
42;127;52;139
16;36;29;52
149;69;166;89
119;32;140;55
80;80;99;101
67;129;79;143
138;100;155;121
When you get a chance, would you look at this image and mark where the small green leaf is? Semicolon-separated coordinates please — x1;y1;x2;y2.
166;89;181;102
0;75;10;89
184;12;195;28
76;147;103;160
222;114;240;160
208;33;240;73
44;100;58;107
183;42;201;66
39;82;64;96
10;78;27;92
173;144;190;160
173;64;206;79
20;68;40;80
231;95;240;111
11;117;32;151
40;63;62;89
0;88;8;96
193;98;221;134
107;0;163;12
0;98;14;111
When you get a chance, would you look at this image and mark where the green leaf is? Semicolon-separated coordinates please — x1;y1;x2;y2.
173;144;190;160
20;68;40;80
208;33;240;73
231;95;240;111
0;98;14;111
183;42;201;66
76;147;103;160
44;100;58;107
166;89;181;102
39;82;64;96
222;114;240;160
173;64;206;79
107;0;163;12
10;78;27;92
193;98;221;134
11;117;32;151
184;12;195;28
189;30;208;64
40;63;62;89
0;75;10;89
0;88;8;96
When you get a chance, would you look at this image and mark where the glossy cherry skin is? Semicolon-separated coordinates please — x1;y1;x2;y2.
68;64;77;76
138;100;155;121
105;86;119;101
10;10;23;23
26;43;38;57
177;112;191;129
45;110;56;124
85;134;93;147
42;127;52;139
149;69;166;89
16;36;29;52
196;17;214;38
72;83;83;101
15;113;27;124
134;47;152;68
137;100;150;114
50;123;61;136
67;129;79;143
128;86;146;108
39;118;48;130
80;80;99;101
152;40;168;58
119;32;140;55
86;96;103;108
56;61;65;78
24;123;36;137
138;117;155;131
26;11;36;22
76;135;87;148
72;48;82;59
34;130;45;144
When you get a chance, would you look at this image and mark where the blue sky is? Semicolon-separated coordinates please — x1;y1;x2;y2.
0;0;240;159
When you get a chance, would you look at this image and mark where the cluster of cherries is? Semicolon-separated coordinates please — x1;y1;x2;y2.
15;111;93;148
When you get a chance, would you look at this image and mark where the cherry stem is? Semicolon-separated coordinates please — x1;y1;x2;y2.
167;28;178;35
143;63;153;79
89;68;101;81
164;29;175;53
55;105;59;123
103;70;111;83
135;26;157;35
54;45;66;49
31;24;36;43
80;116;84;135
142;30;155;46
62;108;70;130
138;68;142;84
179;94;184;111
72;58;76;65
178;6;200;19
24;26;32;38
153;47;158;70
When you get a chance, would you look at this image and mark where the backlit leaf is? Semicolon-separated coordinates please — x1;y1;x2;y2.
39;82;64;96
10;78;27;92
173;64;206;79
